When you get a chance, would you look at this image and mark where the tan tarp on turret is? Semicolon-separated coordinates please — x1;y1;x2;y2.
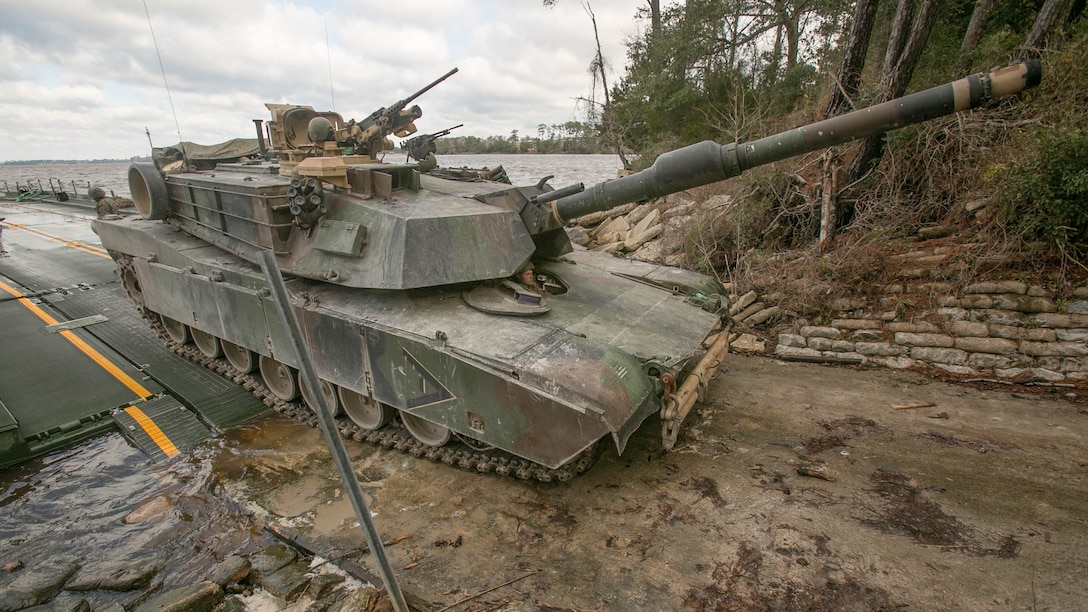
153;138;261;169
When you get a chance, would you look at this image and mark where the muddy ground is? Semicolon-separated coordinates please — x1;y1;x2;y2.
211;354;1087;611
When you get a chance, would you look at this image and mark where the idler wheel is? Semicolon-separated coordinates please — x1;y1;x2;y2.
259;355;299;401
221;340;256;373
299;375;342;417
339;388;394;431
160;315;190;344
120;264;145;310
190;328;222;359
400;412;452;447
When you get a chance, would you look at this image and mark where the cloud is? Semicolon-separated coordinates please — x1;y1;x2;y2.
0;0;644;161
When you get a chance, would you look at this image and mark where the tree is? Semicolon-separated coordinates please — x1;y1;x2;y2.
1020;0;1077;57
959;0;993;59
847;0;944;183
826;0;881;117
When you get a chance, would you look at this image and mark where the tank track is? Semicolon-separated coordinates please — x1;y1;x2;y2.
143;313;600;482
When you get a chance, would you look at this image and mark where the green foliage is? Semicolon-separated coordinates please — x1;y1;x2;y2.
998;129;1088;252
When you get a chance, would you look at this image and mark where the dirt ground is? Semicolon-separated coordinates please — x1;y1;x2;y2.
210;354;1088;611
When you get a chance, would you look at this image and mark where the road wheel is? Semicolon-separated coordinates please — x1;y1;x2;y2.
191;328;222;358
259;355;299;401
401;412;452;447
299;375;342;417
221;340;256;373
339;388;394;431
160;315;190;344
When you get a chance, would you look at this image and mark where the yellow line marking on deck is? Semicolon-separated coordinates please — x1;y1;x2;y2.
0;279;153;399
123;405;180;457
0;221;110;258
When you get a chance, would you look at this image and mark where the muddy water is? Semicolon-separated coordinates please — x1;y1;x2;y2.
0;433;272;608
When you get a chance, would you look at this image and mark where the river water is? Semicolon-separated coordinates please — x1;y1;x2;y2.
0;153;627;200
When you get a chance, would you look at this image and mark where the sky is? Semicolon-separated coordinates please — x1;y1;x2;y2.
0;0;648;162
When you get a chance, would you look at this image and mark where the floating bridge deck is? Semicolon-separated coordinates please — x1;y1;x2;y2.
0;199;268;467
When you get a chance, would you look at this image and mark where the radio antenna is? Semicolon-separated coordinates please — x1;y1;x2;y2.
326;20;336;111
143;0;189;167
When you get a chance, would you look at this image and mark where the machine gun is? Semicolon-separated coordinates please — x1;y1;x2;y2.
403;124;463;162
349;68;459;155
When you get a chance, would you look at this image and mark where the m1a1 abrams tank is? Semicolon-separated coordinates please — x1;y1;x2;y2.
94;61;1040;480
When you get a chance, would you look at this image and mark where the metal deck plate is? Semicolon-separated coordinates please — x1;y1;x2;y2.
0;214;268;466
113;395;211;461
44;285;269;429
0;295;157;437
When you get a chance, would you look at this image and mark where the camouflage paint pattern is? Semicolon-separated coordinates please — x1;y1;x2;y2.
94;61;1041;468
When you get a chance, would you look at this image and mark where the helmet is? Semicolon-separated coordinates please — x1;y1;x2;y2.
89;186;106;200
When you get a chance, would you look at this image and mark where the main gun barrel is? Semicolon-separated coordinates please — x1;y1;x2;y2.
550;60;1042;224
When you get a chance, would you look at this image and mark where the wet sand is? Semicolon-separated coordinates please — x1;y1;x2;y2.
212;354;1088;610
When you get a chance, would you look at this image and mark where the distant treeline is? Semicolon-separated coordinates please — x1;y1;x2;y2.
1;156;150;165
434;121;606;154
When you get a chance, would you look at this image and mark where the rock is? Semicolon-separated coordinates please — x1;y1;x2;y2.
853;329;884;341
66;554;162;591
328;587;379;612
855;342;905;357
304;572;345;600
893;332;954;348
967;353;1016;371
622;223;663;252
777;334;806;348
731;333;765;353
953;337;1018;355
591;241;624;254
0;559;80;611
987;324;1057;342
948;315;992;335
624;204;657;227
133;580;223;612
1022;341;1088;357
729;291;758;316
123;496;173;524
774;345;821;359
249;546;297;579
964;281;1027;295
205;556;250;587
590;216;629;243
259;561;311;602
733;302;765;323
565;226;591;247
917;225;956;240
799;326;840;339
910;347;968;366
885;321;940;334
19;594;90;612
830;318;881;330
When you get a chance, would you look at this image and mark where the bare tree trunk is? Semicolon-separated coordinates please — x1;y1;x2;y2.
1020;0;1076;58
956;0;992;72
586;4;630;169
819;150;842;250
848;0;943;183
881;0;917;94
647;0;661;37
826;0;881;117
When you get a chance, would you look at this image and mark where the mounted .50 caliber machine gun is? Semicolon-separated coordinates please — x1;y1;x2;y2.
403;124;463;163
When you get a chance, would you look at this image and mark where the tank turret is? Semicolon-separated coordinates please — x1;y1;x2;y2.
95;61;1041;477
